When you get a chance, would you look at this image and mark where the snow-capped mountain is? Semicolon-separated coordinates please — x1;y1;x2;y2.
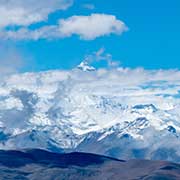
76;61;96;71
0;64;180;162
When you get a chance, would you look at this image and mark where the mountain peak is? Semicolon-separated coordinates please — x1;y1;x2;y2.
76;61;96;72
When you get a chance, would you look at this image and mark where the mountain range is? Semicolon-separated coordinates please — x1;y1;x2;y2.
0;63;179;163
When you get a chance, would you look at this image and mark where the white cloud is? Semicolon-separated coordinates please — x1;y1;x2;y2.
0;14;128;40
58;14;128;40
0;0;73;28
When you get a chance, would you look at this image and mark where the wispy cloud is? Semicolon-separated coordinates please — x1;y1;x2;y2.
82;3;95;10
0;45;24;79
83;48;120;68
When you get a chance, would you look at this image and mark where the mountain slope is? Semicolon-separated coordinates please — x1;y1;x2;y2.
0;149;179;180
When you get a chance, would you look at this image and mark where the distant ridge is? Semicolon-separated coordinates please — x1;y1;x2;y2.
0;149;179;180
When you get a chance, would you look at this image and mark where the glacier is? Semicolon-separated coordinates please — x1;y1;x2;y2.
0;63;180;162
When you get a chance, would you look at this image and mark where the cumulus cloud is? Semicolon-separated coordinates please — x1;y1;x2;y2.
0;0;73;28
58;14;128;40
0;14;128;40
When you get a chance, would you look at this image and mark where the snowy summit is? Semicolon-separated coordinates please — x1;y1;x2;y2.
77;61;96;72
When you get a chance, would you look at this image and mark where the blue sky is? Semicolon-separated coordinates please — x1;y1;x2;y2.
0;0;180;71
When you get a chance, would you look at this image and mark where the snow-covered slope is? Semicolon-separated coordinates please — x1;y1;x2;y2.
0;63;180;162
